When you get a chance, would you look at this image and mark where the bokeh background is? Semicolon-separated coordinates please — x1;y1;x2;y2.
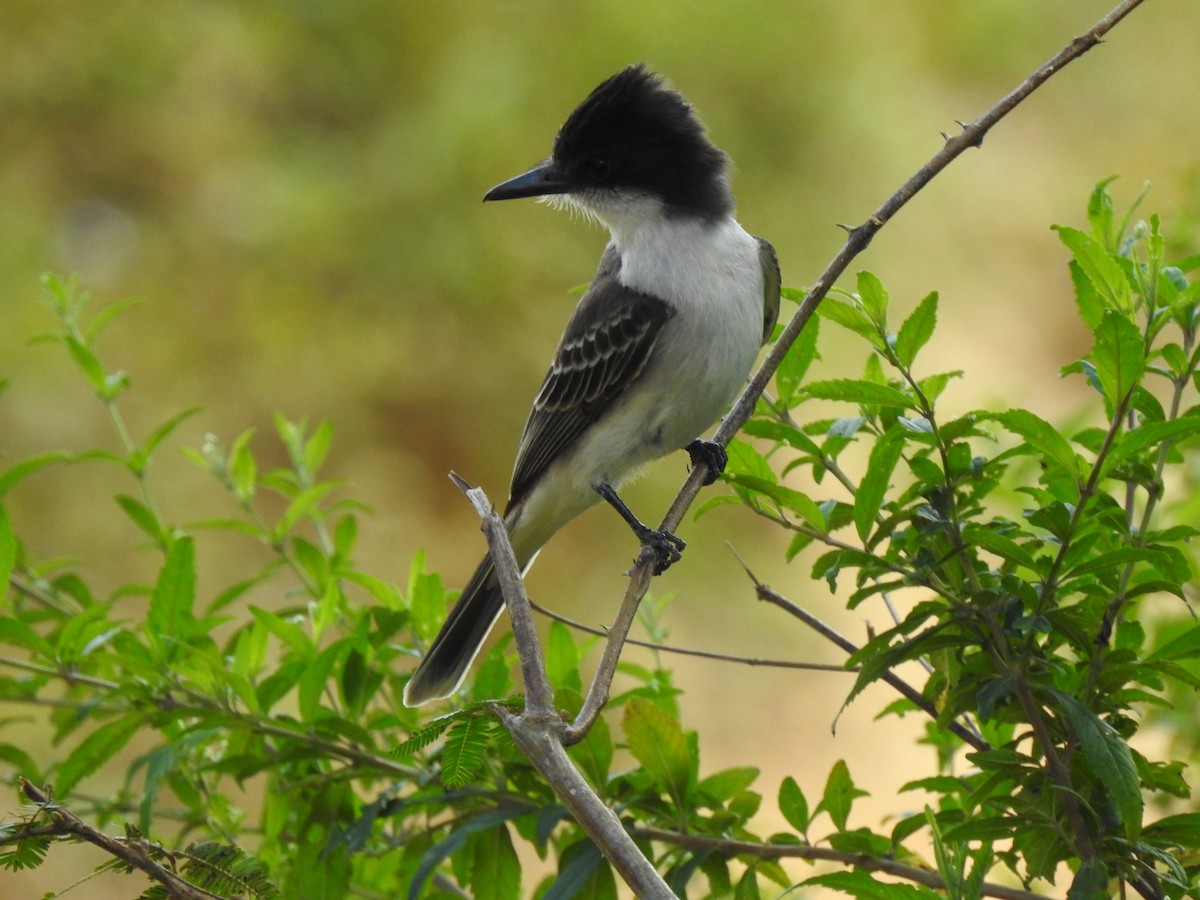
3;1;1200;896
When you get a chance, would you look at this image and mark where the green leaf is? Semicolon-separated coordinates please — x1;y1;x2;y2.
1053;225;1132;312
64;335;107;391
55;715;143;797
804;379;915;410
989;409;1082;481
776;315;820;403
1069;260;1105;331
624;698;692;810
1104;416;1200;475
408;808;525;900
854;427;905;542
1146;625;1200;662
1142;812;1200;847
1052;692;1142;838
804;869;939;899
0;450;81;496
115;494;164;544
961;524;1038;571
148;536;197;647
697;766;759;804
470;822;520;900
1066;858;1108;900
778;776;809;833
734;867;762;900
141;406;202;461
894;292;938;368
857;271;889;328
1091;310;1145;406
273;482;343;542
441;715;493;788
817;298;886;350
818;760;868;831
545;620;582;693
249;606;314;658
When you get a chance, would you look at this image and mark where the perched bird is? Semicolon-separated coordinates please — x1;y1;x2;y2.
403;64;780;706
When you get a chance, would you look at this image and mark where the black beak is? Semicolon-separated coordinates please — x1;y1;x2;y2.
483;163;571;202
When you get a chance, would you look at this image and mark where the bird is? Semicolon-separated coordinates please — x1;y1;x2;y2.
402;64;780;707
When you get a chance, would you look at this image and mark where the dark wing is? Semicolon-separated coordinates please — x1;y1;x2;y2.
508;248;673;507
756;236;781;344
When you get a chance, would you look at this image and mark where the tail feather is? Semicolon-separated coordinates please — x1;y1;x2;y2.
402;555;507;706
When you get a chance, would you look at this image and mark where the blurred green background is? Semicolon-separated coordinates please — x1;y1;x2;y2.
3;0;1199;895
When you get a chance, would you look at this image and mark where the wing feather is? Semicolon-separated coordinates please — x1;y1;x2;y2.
508;260;672;507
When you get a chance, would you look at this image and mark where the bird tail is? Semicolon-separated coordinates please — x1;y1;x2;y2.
401;553;507;707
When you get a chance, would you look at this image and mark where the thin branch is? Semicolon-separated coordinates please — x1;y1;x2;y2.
452;478;675;898
451;472;555;715
631;826;1051;900
16;780;226;900
749;573;990;752
527;599;849;672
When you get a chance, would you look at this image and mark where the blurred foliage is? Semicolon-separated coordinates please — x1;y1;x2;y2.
3;2;1200;896
1;183;1199;898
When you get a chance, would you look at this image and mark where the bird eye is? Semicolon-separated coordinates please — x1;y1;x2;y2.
584;158;611;181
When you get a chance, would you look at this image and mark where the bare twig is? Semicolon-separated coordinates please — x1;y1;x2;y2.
451;471;554;715
631;826;1051;900
591;0;1149;725
528;599;849;671
451;479;674;898
16;779;226;900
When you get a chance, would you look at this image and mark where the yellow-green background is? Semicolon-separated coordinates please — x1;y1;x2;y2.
3;1;1199;895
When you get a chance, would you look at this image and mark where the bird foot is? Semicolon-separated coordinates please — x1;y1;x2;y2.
686;439;728;486
635;526;686;575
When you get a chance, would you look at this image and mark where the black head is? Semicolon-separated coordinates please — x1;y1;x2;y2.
485;65;732;221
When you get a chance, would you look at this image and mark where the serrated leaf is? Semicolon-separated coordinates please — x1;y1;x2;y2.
817;298;886;349
894;292;938;368
854;427;905;541
624;698;691;810
1052;691;1142;838
778;776;809;833
1104;416;1200;475
1091;310;1145;406
804;379;915;410
148;536;196;648
961;524;1038;571
1142;812;1200;846
441;715;492;788
1053;225;1132;313
55;715;143;797
1069;260;1105;331
988;409;1082;481
249;606;313;658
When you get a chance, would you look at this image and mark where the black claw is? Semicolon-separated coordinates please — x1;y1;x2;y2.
686;439;727;486
635;526;686;575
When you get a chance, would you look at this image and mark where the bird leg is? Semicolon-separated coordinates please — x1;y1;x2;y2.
593;481;685;574
685;438;727;485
